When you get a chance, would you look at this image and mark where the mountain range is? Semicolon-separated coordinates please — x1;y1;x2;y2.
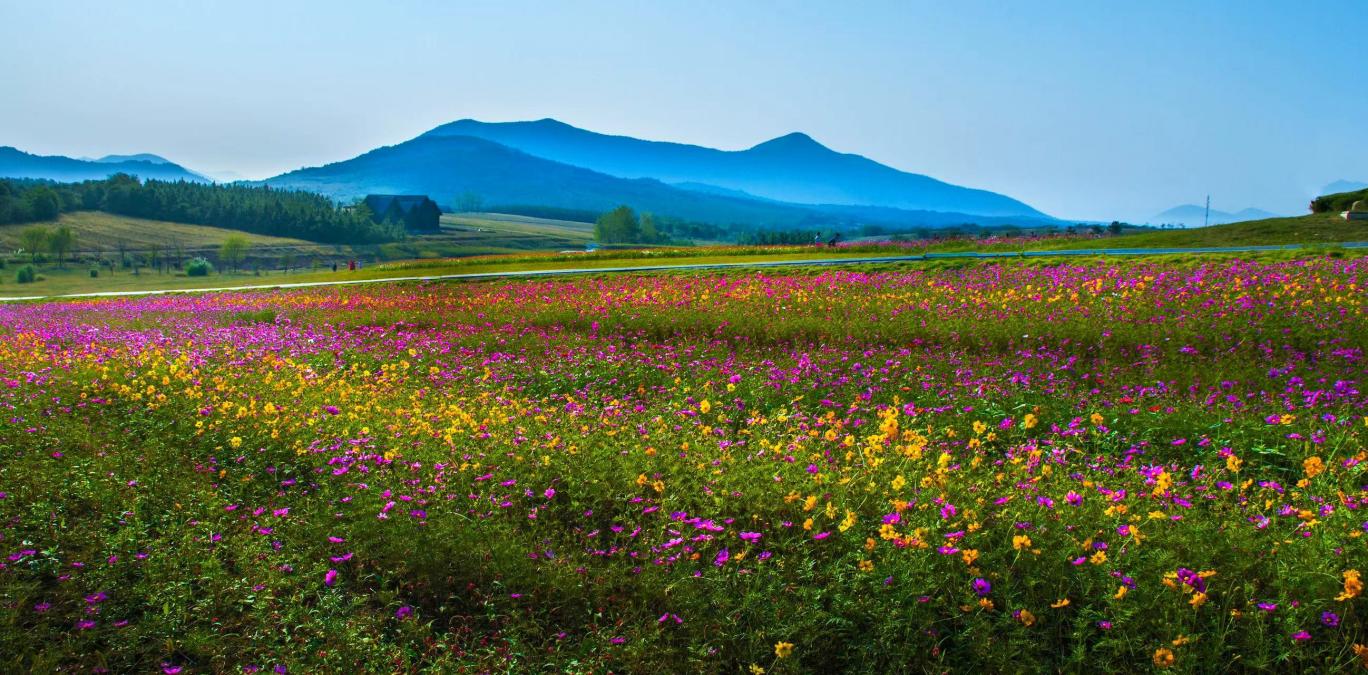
0;146;209;183
261;119;1058;231
1150;204;1282;228
419;119;1044;218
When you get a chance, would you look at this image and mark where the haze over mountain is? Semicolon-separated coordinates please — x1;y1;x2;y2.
1323;180;1368;195
263;132;1059;231
421;119;1046;218
1150;204;1283;228
94;153;174;165
0;146;209;183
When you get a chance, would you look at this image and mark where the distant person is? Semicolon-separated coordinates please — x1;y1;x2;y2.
827;233;841;247
332;262;337;272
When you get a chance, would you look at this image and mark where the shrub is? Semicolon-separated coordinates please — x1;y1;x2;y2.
184;257;215;277
16;264;37;284
89;266;99;278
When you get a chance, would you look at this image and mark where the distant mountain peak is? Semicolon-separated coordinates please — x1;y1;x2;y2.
749;132;826;153
96;153;173;165
398;118;1046;218
1322;179;1368;195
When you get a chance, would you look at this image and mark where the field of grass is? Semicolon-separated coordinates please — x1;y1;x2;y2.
1044;213;1367;249
4;211;1367;300
0;211;329;258
1;257;1365;672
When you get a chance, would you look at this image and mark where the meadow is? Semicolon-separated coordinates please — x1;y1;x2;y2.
0;256;1365;672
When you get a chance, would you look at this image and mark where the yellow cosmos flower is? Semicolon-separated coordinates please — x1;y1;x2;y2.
1153;647;1175;668
1338;569;1362;601
774;641;794;659
1303;456;1325;479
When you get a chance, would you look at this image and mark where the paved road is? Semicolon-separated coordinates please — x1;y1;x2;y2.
4;241;1366;303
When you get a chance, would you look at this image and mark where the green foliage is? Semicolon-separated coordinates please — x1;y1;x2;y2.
183;257;214;277
219;234;250;272
47;225;75;267
594;205;641;243
15;263;36;283
19;225;48;262
1310;187;1368;214
0;176;403;244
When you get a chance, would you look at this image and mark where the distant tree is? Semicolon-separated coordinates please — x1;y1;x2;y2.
594;205;640;243
147;240;163;274
115;238;128;272
47;225;75;268
639;212;661;243
19;226;49;262
220;234;250;273
23;187;61;221
1108;221;1124;235
170;237;185;272
456;191;484;213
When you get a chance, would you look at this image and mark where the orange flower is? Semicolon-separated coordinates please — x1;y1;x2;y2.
1153;647;1175;668
1338;570;1363;601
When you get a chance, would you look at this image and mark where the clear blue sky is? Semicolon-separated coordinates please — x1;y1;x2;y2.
2;1;1364;221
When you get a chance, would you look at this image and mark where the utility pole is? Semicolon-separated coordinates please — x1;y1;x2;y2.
1204;195;1210;228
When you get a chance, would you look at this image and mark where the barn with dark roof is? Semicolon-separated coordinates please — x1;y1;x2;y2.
363;194;441;233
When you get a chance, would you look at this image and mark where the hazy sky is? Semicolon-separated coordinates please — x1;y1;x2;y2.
2;1;1364;221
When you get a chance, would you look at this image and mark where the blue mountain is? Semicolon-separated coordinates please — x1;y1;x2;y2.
421;118;1047;218
0;146;209;183
263;133;1060;231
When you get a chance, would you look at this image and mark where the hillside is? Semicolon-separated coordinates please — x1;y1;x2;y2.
0;146;208;183
422;118;1047;217
1048;212;1363;249
0;211;325;256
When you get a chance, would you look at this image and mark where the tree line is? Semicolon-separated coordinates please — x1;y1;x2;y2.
0;175;405;244
593;205;734;244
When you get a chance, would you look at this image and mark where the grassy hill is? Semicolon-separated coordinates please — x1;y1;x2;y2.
0;211;328;257
1044;213;1364;249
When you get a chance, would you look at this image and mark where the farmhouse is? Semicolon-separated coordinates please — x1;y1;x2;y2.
363;194;441;233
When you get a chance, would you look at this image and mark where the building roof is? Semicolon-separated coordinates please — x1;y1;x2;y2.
364;194;434;215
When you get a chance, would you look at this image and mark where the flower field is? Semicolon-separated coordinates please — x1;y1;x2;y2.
1;257;1366;672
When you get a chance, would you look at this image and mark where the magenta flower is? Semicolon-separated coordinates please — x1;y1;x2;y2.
972;578;991;596
324;569;338;587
